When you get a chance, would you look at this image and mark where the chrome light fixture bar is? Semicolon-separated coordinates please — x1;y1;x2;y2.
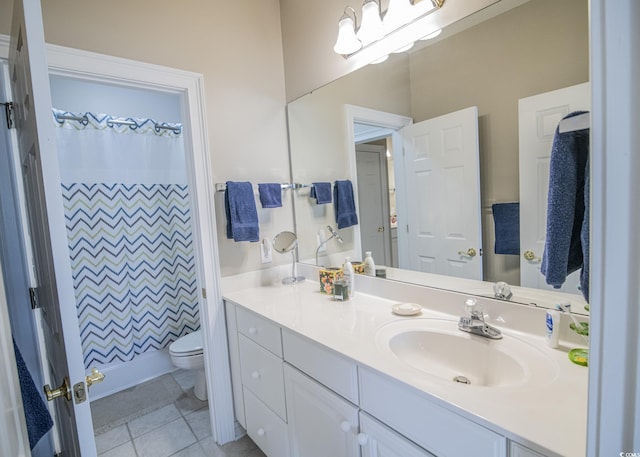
333;0;445;64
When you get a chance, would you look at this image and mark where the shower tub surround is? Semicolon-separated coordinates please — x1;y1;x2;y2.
222;264;588;457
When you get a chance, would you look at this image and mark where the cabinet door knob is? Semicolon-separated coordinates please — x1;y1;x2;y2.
357;433;369;446
257;428;265;437
340;420;351;433
251;371;260;379
248;327;257;335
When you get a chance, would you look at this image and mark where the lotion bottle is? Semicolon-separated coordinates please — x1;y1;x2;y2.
343;257;355;299
545;309;560;348
363;251;376;276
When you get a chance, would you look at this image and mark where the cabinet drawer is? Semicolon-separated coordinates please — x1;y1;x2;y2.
282;329;359;404
237;306;283;357
244;388;290;457
359;367;507;457
239;334;286;420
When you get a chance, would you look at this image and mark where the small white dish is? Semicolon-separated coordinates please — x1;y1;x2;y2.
392;302;422;316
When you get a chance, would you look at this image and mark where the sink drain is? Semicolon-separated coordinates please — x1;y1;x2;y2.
453;375;471;385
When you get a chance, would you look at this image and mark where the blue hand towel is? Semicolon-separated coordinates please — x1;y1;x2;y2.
333;180;358;229
258;183;282;208
224;181;259;242
13;339;53;450
310;182;332;204
541;111;590;302
492;202;520;255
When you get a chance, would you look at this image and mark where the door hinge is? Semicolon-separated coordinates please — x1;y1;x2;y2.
1;102;14;129
29;287;40;309
202;288;207;299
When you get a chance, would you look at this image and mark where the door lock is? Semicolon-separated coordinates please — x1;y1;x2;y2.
85;367;105;388
44;376;72;402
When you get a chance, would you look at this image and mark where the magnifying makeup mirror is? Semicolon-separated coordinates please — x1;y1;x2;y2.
273;231;305;285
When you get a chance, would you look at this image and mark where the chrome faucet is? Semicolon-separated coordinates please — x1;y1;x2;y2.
458;298;502;339
493;281;513;300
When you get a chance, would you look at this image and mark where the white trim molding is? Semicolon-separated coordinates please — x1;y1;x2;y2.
588;0;640;454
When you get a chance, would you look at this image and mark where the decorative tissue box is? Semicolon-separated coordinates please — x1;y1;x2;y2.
319;267;343;294
351;261;365;274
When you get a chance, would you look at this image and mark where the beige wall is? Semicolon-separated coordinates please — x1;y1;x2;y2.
1;0;294;277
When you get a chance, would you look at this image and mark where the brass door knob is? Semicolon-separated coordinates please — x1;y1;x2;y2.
458;248;477;258
44;376;72;402
86;367;105;388
377;226;384;232
523;250;541;262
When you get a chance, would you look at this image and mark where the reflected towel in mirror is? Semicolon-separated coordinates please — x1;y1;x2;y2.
258;183;283;208
333;180;358;229
492;202;520;255
541;111;590;302
310;182;332;204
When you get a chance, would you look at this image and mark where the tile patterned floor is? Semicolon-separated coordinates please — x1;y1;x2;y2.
92;370;266;457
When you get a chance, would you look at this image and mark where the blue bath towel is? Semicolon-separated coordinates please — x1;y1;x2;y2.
541;111;590;302
333;180;358;229
258;183;282;208
225;181;259;242
310;182;332;204
13;339;53;450
492;202;520;255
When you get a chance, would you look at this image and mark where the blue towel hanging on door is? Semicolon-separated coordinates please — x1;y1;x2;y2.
13;339;53;450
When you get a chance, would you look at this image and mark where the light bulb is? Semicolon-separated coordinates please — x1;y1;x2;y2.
391;42;414;53
420;28;442;40
383;0;414;34
334;15;362;55
357;0;384;46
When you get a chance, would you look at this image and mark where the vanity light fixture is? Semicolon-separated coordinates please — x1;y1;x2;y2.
333;0;445;64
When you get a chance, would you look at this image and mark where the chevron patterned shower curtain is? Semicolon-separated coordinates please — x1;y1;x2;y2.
54;110;200;369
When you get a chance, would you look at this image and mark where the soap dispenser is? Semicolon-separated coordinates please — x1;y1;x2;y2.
343;257;355;299
364;251;376;276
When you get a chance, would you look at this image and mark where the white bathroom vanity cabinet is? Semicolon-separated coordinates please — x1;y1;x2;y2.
223;281;584;457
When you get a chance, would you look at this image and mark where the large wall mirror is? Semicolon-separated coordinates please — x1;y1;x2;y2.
287;0;589;313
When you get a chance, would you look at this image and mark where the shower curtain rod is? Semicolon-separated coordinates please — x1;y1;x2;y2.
54;112;182;134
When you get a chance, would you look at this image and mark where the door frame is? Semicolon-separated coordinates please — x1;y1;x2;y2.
345;105;412;265
0;35;236;445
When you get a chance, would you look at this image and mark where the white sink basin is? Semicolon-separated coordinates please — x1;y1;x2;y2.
375;319;558;388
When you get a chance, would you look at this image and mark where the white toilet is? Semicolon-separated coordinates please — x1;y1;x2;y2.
169;329;207;401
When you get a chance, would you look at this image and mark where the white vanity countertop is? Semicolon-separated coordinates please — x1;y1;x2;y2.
223;280;588;457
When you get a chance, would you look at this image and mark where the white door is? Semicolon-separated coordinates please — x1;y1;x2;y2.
356;143;391;265
518;82;590;292
284;364;360;457
10;0;96;455
401;106;482;280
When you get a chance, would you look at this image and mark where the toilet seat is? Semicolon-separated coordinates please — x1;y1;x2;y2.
169;330;203;357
